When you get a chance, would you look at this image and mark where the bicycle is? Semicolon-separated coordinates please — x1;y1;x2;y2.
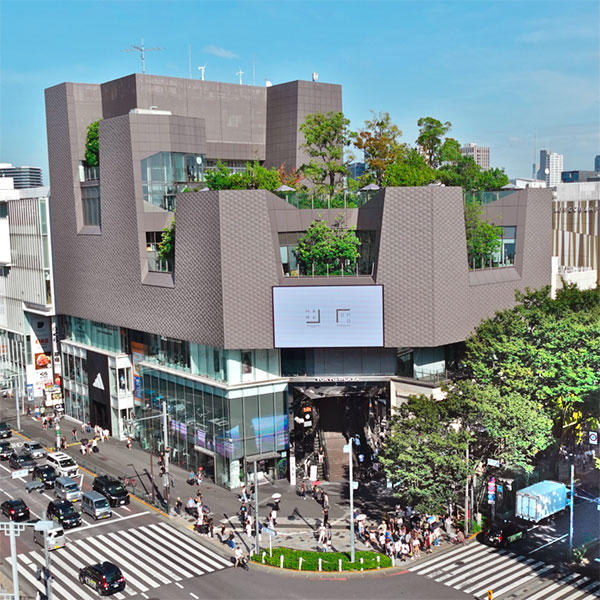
119;476;137;488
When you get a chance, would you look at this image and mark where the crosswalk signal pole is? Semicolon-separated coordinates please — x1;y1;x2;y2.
162;400;169;515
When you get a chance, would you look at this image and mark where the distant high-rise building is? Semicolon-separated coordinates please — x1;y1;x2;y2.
536;150;563;187
460;143;490;170
0;163;43;188
595;155;600;171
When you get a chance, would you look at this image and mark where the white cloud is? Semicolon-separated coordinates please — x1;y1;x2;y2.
517;20;598;43
203;45;238;59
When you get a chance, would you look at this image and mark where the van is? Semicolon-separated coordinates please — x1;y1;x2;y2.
54;477;81;503
46;452;78;478
82;491;112;520
33;522;66;551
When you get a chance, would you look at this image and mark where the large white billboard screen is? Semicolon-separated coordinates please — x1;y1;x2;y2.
273;285;384;348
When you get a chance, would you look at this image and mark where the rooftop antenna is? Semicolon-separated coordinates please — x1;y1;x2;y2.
532;129;537;179
198;65;207;81
252;56;256;86
123;37;163;74
188;45;192;79
236;67;244;85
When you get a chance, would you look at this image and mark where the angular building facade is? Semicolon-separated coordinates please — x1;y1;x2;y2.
45;73;552;488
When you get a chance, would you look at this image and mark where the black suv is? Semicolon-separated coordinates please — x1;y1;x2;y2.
0;441;13;460
79;562;126;595
32;464;58;489
1;499;30;521
8;452;35;472
0;422;11;438
47;500;82;529
92;476;130;507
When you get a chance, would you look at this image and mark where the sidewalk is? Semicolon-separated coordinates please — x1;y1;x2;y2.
0;399;463;569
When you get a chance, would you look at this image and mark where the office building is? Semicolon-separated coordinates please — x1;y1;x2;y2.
460;143;490;170
561;170;600;184
594;155;600;172
537;150;563;187
0;164;43;189
509;178;547;189
45;73;551;488
0;177;60;412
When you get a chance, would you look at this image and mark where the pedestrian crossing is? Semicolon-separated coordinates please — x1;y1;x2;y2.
17;521;231;600
408;541;600;600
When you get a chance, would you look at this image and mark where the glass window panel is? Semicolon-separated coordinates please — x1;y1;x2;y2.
244;394;259;455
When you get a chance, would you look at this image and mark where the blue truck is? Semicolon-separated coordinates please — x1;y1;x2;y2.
515;480;568;523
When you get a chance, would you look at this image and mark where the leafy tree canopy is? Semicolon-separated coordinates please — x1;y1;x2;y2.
204;161;282;191
299;111;353;196
158;215;175;263
294;216;360;276
416;117;452;169
84;120;100;168
353;111;404;186
382;148;435;187
464;285;600;443
464;202;503;267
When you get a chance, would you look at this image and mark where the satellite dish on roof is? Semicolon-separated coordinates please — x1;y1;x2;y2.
312;72;319;82
265;79;272;87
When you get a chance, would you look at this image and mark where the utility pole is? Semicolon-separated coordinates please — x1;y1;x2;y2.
162;400;170;514
13;374;21;432
9;520;19;600
343;442;356;563
254;460;260;556
465;443;469;537
569;461;574;559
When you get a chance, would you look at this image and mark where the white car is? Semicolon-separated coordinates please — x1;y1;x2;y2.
23;441;48;460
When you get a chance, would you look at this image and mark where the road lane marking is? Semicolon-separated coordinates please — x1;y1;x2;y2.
529;533;568;554
64;510;148;533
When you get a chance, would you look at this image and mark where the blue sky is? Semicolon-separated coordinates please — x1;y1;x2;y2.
1;0;598;182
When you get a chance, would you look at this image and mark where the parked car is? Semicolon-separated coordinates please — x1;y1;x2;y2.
0;422;12;439
47;500;82;529
46;452;78;478
23;441;47;460
0;441;13;460
8;452;35;472
92;476;130;507
32;464;58;489
1;498;30;521
484;521;527;547
79;562;126;595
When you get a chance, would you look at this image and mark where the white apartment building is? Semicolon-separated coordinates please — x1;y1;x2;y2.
460;143;490;170
537;149;563;187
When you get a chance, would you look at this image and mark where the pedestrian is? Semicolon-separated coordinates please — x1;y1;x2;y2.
187;469;196;486
196;466;203;486
220;523;226;541
300;479;306;500
80;441;86;455
103;428;110;441
175;497;183;515
227;530;235;549
186;497;195;516
208;518;214;538
41;416;47;431
126;437;132;450
91;438;99;453
322;506;329;526
245;514;252;538
72;427;78;442
61;436;67;450
322;492;330;509
318;447;324;465
317;524;327;549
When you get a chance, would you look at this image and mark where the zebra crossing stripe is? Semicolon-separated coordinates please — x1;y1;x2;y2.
488;563;554;599
523;572;583;600
81;535;153;591
22;559;82;600
441;550;516;587
465;556;538;594
118;527;199;578
410;543;490;574
471;558;545;597
541;576;588;600
559;578;596;600
147;523;230;570
154;521;232;567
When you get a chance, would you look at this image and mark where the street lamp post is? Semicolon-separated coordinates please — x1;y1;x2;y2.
343;442;356;564
254;460;260;556
162;400;170;514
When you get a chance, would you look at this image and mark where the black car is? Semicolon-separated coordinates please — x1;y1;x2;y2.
92;476;130;507
1;499;30;521
484;521;527;547
79;562;126;595
47;500;82;529
32;464;58;489
0;422;11;439
8;452;35;472
0;441;13;460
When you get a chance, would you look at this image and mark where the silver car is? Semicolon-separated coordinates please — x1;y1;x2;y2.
23;441;47;460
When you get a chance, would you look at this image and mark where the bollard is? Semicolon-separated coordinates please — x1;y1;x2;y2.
318;558;322;571
338;559;342;572
280;554;284;569
262;551;266;564
299;557;303;571
377;555;380;569
487;591;493;600
360;557;364;571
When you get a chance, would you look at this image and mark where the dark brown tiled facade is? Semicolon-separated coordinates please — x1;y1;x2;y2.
45;73;552;488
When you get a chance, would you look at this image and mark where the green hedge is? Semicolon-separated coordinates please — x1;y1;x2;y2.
251;547;392;571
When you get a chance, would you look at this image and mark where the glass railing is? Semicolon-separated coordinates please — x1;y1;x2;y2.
285;261;374;278
275;189;379;209
147;255;173;273
464;190;519;206
83;166;100;181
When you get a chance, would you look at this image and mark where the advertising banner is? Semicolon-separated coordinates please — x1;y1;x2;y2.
272;285;384;348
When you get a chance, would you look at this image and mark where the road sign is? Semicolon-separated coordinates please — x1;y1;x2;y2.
352;481;359;490
12;469;30;479
589;431;598;445
262;526;277;536
487;458;500;468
